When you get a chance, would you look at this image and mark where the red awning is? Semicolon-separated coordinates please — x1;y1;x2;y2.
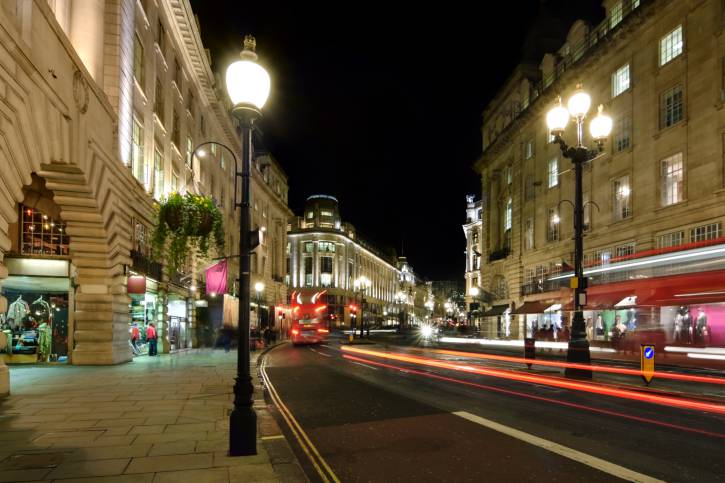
511;301;547;314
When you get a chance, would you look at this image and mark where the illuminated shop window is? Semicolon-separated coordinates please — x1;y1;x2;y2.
20;205;69;256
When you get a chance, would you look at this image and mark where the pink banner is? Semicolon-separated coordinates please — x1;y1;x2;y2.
205;259;228;295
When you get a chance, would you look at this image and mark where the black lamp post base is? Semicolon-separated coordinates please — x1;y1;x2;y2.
229;406;257;456
565;338;592;379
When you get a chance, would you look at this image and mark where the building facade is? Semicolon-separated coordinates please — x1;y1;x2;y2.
462;195;484;312
474;0;725;348
287;195;408;328
0;0;290;393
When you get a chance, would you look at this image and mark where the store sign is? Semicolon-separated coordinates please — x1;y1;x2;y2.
5;258;69;277
641;344;655;385
127;275;146;294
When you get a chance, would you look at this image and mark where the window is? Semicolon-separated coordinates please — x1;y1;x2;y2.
661;153;683;206
524;267;535;286
306;211;314;219
173;58;181;86
612;64;630;97
613;175;632;221
320;257;333;287
156;19;166;54
524;174;535;201
614;113;632;152
170;110;179;147
187;90;194;116
133;34;144;89
524;138;534;159
547;209;559;242
472;229;479;245
524;218;534;250
304;257;313;287
154;79;164;122
632;0;640;8
186;136;193;167
610;1;623;28
20;205;70;256
319;241;335;253
132;118;145;186
690;223;722;243
657;231;684;248
615;242;635;258
504;198;512;231
660;25;683;66
220;150;225;169
153;148;164;200
171;171;178;192
304;242;314;253
593;249;612;266
211;143;217;156
548;158;558;188
320;210;333;217
660;85;683;129
506;166;513;185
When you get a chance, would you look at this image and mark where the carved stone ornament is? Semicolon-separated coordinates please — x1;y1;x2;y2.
73;69;89;114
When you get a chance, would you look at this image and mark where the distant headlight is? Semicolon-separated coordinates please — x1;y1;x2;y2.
421;325;434;338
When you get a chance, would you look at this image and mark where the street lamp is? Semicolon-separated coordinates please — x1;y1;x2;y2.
254;281;265;332
546;85;612;379
354;276;371;338
225;34;271;456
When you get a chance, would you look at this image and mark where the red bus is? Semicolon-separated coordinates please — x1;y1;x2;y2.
290;290;330;346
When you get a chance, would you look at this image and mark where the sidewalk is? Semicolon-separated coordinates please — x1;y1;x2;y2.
0;347;307;483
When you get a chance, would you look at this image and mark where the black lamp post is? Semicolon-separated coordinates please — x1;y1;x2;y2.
225;35;271;456
546;85;612;379
354;276;371;339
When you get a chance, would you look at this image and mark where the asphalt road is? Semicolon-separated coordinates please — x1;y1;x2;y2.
262;337;725;483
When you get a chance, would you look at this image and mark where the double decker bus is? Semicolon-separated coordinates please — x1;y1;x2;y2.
290;290;330;346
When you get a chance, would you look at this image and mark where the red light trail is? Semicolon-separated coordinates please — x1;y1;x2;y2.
342;354;725;439
340;346;725;415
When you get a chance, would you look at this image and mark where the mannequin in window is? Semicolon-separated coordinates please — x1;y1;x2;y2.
595;314;604;337
682;308;693;344
695;308;709;345
32;295;52;323
674;310;685;343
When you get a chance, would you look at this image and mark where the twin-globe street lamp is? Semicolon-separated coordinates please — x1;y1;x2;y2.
225;35;270;456
354;276;372;338
546;85;612;378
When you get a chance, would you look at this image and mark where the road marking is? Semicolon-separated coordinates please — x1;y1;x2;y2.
311;348;332;357
260;352;341;483
453;411;664;483
349;361;379;370
261;434;285;440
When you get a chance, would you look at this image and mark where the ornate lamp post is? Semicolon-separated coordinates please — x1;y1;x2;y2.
546;85;612;378
354;276;371;338
225;34;271;456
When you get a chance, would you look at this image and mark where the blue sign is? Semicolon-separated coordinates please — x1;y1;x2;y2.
644;347;654;359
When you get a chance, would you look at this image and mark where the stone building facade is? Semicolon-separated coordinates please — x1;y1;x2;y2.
474;0;725;342
0;0;290;394
462;195;483;310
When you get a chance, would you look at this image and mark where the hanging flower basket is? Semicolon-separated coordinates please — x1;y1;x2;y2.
151;192;225;275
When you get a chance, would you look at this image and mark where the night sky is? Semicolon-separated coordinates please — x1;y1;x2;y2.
190;1;604;281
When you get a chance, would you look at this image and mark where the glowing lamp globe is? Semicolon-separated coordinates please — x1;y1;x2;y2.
567;88;591;118
254;282;265;293
546;98;569;135
470;287;480;297
225;36;270;110
589;105;613;141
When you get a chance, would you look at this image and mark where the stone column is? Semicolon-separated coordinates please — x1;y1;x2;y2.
156;287;169;354
0;293;9;396
69;0;106;84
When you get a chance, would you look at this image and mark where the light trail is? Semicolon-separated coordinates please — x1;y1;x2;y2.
342;354;725;439
438;336;617;352
413;347;725;385
341;346;725;415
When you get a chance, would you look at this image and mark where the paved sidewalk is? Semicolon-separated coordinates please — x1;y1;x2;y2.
0;347;307;483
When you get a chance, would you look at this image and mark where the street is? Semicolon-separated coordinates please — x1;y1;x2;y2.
262;336;725;482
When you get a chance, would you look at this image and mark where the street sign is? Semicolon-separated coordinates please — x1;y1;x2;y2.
641;344;655;385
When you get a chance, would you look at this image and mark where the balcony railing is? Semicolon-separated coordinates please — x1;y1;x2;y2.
488;247;510;262
130;249;163;281
521;278;569;296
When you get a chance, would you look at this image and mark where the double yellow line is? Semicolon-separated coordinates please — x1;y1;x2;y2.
260;352;340;483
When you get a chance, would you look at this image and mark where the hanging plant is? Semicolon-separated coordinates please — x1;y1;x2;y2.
151;192;225;275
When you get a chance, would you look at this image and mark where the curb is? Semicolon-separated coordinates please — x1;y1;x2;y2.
255;342;309;482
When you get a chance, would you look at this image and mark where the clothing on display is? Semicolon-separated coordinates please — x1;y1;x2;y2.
6;296;29;327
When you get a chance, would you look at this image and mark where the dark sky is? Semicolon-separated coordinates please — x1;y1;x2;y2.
190;1;604;281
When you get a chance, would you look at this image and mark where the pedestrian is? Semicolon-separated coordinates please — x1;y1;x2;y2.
146;322;157;356
131;323;140;354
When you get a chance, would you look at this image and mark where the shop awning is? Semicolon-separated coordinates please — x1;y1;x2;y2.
482;304;510;317
511;301;546;314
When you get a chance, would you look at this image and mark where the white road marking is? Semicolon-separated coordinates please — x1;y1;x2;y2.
453;411;664;483
349;361;379;370
310;348;332;357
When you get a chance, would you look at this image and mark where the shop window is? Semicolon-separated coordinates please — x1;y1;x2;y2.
20;205;69;257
